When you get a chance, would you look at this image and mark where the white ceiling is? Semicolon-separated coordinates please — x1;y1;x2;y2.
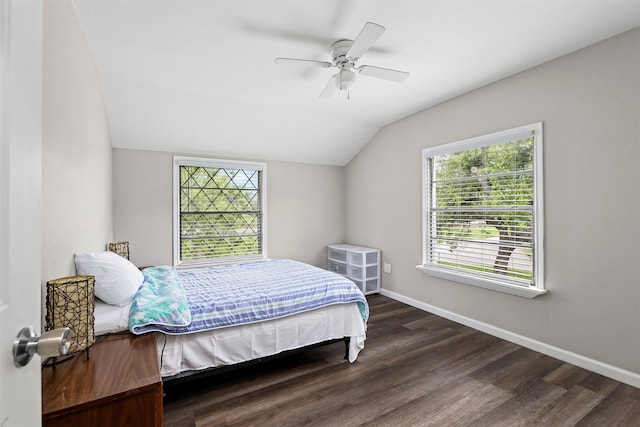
73;0;640;166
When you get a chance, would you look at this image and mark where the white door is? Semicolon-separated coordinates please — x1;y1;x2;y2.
0;1;43;426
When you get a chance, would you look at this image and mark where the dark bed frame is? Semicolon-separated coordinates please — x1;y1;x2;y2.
161;337;351;389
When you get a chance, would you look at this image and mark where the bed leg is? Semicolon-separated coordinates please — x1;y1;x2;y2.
344;337;351;360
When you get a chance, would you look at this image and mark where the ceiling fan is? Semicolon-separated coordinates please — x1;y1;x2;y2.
274;22;409;98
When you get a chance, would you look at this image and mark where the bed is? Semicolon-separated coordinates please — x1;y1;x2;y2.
80;252;369;383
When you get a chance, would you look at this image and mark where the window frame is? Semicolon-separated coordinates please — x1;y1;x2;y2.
172;156;267;267
418;123;546;298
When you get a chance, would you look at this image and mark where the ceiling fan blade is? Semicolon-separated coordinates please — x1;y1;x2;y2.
358;65;409;83
319;74;338;98
274;58;333;68
347;22;385;59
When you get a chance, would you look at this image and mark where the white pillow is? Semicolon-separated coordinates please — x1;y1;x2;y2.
74;251;144;306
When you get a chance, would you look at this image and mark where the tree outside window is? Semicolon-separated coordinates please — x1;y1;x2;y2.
173;158;266;266
421;123;544;297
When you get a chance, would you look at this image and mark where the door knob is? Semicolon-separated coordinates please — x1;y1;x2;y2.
12;327;72;367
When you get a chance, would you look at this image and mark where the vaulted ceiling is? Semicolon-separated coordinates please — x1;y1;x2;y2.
73;0;640;166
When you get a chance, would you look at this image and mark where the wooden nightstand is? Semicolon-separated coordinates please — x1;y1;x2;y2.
42;333;162;427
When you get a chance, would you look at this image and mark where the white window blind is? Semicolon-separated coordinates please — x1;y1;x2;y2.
173;157;267;266
420;123;545;297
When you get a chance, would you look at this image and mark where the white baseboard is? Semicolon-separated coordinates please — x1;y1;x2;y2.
380;288;640;389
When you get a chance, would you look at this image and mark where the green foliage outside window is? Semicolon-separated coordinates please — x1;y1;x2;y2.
429;137;534;282
179;165;262;261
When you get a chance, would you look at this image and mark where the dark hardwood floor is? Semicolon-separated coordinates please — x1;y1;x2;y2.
163;295;640;426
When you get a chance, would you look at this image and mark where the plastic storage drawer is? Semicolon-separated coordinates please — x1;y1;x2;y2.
328;260;348;276
351;279;379;294
328;246;348;263
348;250;379;266
347;264;378;280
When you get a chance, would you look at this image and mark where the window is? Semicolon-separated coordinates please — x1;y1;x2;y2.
419;123;545;298
173;157;266;266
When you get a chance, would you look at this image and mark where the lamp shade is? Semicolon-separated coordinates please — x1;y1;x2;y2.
45;275;95;355
108;241;130;260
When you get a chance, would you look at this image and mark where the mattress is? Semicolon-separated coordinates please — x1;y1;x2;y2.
156;302;366;378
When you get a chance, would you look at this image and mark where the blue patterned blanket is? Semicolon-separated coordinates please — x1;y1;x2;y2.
129;259;368;335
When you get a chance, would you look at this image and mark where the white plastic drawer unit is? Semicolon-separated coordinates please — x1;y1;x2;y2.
327;244;381;295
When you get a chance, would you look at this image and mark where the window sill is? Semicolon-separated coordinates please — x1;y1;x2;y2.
416;265;547;299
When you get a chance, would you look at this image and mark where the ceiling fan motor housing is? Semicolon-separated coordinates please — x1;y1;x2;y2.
331;39;356;67
331;39;358;91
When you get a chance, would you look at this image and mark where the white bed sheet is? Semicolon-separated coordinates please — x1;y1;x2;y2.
94;300;130;335
157;302;366;378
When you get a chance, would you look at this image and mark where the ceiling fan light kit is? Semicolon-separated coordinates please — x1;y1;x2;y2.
336;68;357;90
275;22;409;98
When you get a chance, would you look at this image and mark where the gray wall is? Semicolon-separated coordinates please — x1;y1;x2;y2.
42;0;114;283
345;28;640;375
113;150;345;269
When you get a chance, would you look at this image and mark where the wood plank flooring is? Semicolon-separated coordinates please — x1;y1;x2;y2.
163;295;640;426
